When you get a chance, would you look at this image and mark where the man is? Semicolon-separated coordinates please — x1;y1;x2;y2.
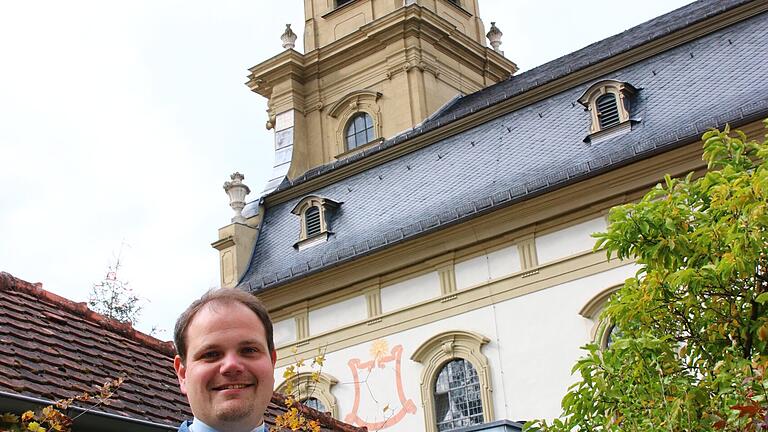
173;288;277;432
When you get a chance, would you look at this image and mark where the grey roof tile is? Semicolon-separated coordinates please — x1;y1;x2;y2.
241;3;768;291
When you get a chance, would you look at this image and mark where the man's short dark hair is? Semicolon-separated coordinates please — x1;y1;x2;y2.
174;288;274;363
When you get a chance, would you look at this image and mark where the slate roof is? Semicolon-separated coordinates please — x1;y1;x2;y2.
0;272;365;432
240;0;768;292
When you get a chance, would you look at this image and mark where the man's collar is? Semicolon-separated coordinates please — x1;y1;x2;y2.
189;418;265;432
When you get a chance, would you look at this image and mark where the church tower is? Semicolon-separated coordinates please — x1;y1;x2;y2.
249;0;517;192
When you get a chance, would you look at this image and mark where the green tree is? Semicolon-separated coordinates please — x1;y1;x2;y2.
529;121;768;432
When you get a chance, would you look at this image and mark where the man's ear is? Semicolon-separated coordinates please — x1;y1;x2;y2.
173;355;188;394
270;350;277;367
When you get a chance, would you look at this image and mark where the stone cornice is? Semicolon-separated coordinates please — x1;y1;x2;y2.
246;3;516;103
262;0;767;208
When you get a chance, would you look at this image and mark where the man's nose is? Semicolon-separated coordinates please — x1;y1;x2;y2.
219;352;245;375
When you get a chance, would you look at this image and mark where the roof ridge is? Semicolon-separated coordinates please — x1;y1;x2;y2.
262;0;752;195
0;271;176;357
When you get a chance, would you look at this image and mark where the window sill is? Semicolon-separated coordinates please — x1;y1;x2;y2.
294;232;330;251
440;0;472;18
583;119;638;145
321;0;360;19
336;138;385;160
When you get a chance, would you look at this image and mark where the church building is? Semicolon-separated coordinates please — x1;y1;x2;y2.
212;0;768;430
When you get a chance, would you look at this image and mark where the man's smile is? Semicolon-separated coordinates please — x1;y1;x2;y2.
213;383;254;391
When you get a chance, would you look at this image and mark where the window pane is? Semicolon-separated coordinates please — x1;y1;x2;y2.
355;131;367;146
345;113;375;150
301;397;326;412
354;114;365;131
434;359;484;431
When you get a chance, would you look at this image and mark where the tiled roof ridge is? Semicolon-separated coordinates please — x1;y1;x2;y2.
0;271;176;357
241;99;768;291
261;0;751;195
270;393;368;432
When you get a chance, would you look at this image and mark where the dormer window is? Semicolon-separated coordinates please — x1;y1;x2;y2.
304;206;321;237
595;93;620;129
291;196;342;250
578;80;638;143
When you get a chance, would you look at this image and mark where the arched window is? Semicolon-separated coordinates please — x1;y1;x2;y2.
579;285;622;349
345;113;375;150
301;397;327;413
434;359;484;431
411;331;493;432
276;372;339;418
291;196;342;250
577;80;638;141
596;94;620;129
304;206;321;238
603;323;622;349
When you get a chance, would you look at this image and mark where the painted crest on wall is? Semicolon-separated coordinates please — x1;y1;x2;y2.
344;340;417;429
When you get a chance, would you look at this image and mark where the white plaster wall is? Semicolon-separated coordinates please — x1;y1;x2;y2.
380;271;441;313
488;245;521;279
494;264;637;421
536;217;607;264
275;263;638;431
309;295;367;336
455;254;489;290
273;317;296;347
455;245;521;290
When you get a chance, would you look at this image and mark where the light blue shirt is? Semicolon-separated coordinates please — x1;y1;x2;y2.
189;418;265;432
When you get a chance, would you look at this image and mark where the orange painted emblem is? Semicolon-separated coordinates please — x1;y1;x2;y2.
344;341;417;429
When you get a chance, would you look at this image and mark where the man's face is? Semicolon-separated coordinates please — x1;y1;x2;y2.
174;301;276;431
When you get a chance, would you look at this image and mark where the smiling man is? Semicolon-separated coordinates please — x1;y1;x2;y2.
173;289;277;432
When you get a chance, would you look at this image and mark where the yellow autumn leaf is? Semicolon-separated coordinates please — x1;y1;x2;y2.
27;421;46;432
312;355;325;367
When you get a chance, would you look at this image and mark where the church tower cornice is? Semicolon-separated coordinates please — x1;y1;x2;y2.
248;0;517;183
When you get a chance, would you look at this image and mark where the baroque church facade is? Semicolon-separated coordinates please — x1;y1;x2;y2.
212;0;768;430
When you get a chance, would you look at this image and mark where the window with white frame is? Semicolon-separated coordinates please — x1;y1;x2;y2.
291;195;341;250
577;79;638;137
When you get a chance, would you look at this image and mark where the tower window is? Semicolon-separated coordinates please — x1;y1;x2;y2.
337;0;355;7
345;113;375;150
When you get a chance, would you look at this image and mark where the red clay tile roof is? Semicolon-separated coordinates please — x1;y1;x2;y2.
0;271;190;426
0;272;365;431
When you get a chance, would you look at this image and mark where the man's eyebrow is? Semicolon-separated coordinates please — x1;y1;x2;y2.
192;343;220;354
239;339;267;347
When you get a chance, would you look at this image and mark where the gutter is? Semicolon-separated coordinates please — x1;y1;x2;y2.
0;390;177;431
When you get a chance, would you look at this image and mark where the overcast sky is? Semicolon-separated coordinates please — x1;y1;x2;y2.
0;0;692;338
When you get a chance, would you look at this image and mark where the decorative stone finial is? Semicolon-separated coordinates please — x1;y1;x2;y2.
223;172;251;224
281;24;297;50
486;22;504;55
